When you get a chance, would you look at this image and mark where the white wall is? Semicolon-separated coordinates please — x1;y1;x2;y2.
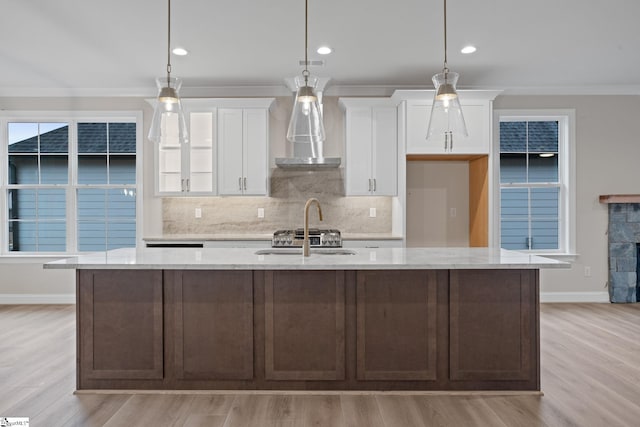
494;95;640;301
406;161;469;247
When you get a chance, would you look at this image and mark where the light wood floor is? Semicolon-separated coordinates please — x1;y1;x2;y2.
1;303;640;426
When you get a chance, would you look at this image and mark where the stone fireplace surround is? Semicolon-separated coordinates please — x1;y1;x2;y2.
601;195;640;303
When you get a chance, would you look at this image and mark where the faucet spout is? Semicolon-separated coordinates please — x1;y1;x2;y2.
303;198;323;257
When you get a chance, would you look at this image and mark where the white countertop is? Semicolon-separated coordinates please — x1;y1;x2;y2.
45;247;569;270
143;233;403;242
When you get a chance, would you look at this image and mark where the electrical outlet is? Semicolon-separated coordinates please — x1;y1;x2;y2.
584;266;592;277
369;208;377;218
450;207;457;218
195;207;202;218
257;208;265;218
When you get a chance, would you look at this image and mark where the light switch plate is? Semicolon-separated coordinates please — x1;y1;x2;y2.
369;208;377;218
258;208;265;218
195;207;202;218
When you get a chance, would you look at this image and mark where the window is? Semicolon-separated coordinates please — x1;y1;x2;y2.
496;111;575;254
2;113;141;254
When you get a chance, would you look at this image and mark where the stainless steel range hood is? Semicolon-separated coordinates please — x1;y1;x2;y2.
275;141;341;169
276;76;341;169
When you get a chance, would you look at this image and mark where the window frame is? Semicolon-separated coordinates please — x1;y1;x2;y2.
0;111;143;256
493;109;576;256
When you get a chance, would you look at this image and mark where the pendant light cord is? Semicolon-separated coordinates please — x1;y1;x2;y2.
303;0;309;83
443;0;448;71
166;0;172;86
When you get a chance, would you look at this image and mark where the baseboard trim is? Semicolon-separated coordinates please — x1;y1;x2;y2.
0;294;76;304
0;292;611;305
540;291;610;303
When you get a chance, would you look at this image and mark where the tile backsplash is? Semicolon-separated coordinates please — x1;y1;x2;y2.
162;169;392;234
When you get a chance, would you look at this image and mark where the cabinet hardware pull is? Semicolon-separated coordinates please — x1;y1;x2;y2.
444;131;454;152
368;179;372;192
373;179;377;191
238;177;242;191
185;178;190;192
243;177;247;191
181;178;185;192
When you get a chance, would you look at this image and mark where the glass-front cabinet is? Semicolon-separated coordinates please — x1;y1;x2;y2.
153;98;274;196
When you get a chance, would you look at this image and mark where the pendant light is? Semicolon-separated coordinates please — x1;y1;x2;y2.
427;0;467;151
148;0;188;144
286;0;325;145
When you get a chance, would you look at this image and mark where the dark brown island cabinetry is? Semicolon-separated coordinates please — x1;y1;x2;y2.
76;268;539;391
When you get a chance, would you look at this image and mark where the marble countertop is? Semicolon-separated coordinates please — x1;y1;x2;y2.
144;233;403;242
45;247;569;270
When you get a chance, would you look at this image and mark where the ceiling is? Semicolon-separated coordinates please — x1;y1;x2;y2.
2;0;640;97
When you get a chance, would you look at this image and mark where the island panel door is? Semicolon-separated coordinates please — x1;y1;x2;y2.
355;270;438;380
264;270;346;380
172;270;254;380
449;269;538;383
78;269;164;380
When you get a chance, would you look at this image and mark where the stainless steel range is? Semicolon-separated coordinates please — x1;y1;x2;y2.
272;228;342;248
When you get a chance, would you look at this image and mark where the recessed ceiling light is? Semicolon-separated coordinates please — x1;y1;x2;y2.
461;45;477;54
172;47;189;56
317;46;332;55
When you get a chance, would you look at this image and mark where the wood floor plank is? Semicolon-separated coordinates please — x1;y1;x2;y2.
35;394;132;427
340;395;386;427
412;395;511;427
102;395;194;427
376;395;427;427
222;395;300;427
297;395;346;427
478;395;574;427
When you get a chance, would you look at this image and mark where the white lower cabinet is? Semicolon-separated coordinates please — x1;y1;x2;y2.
218;108;269;196
340;98;398;196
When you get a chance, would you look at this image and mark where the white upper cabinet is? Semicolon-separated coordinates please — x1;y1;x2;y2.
153;98;273;196
156;108;215;195
340;98;398;196
217;106;270;196
393;90;501;155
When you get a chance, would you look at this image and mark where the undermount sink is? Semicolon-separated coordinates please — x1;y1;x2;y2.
255;248;357;256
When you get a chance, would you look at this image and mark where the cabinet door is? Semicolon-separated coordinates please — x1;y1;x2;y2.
356;270;438;380
445;103;488;154
171;270;254;380
188;112;215;193
406;100;433;154
217;108;244;195
406;100;489;155
449;269;538;383
264;270;346;380
372;107;397;195
157;113;184;194
243;109;268;195
78;270;164;382
345;107;373;195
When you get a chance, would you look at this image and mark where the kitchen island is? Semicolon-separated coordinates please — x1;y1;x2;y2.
46;247;568;391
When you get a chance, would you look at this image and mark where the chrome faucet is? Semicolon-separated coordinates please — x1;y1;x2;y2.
303;198;323;257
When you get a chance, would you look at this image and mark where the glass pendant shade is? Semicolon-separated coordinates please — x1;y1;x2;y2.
149;77;188;144
286;75;325;144
427;70;468;140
